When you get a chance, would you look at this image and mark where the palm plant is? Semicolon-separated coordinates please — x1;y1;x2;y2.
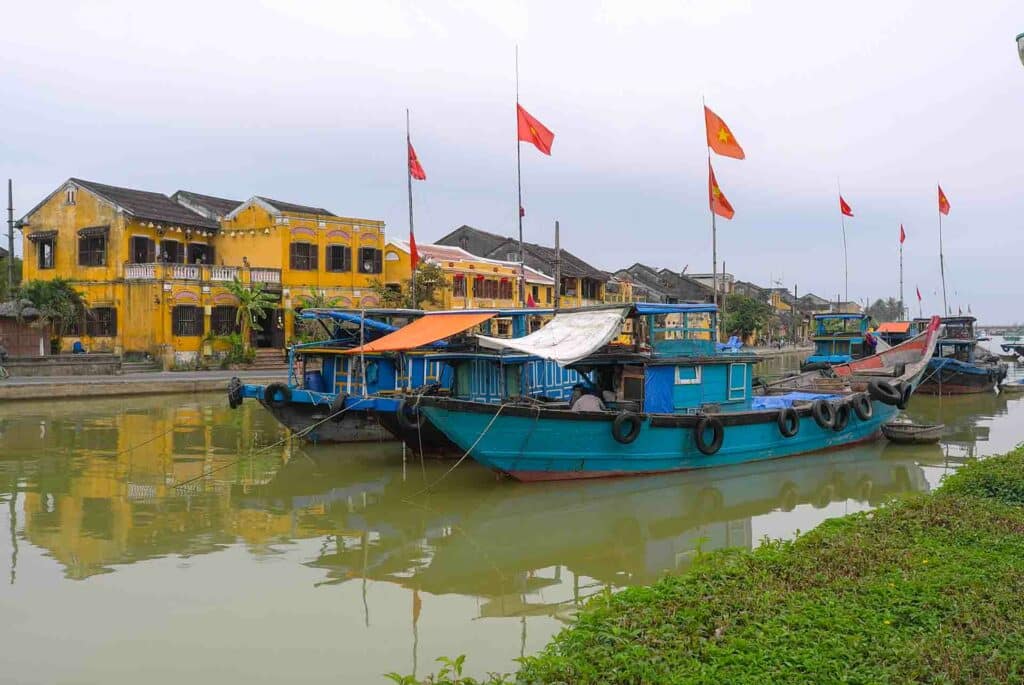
225;278;277;352
17;278;89;339
292;290;345;343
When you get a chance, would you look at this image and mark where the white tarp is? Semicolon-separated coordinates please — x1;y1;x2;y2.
477;307;629;366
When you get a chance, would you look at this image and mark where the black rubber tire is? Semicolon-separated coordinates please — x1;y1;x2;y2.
777;407;799;438
395;397;426;431
611;412;642;444
227;376;243;409
852;393;873;420
896;382;913;410
868;380;901;406
832;402;850;432
694;416;724;455
330;392;348;422
264;382;291;409
811;399;836;429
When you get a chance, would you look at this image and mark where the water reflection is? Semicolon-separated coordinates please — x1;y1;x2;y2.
1;387;1022;681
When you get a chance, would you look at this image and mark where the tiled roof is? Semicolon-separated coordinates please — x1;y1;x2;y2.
256;196;336;217
172;190;243;219
491;239;609;280
70;178;218;229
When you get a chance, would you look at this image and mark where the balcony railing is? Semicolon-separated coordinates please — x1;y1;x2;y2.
123;263;282;288
210;266;240;282
170;264;201;280
124;263;156;280
250;268;282;287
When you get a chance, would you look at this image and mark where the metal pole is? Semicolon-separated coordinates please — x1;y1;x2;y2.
837;178;848;305
938;208;949;316
898;239;904;320
515;45;526;306
7;180;14;295
553;220;561;312
406;109;417;308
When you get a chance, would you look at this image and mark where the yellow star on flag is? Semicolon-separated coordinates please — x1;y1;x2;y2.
717;127;731;143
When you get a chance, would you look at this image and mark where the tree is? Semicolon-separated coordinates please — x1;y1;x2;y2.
17;278;88;339
292;290;346;343
225;278;277;352
865;297;903;323
0;256;23;302
723;293;773;340
369;262;449;310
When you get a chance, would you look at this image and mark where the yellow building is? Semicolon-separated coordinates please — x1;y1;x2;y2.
19;178;386;365
384;240;555;309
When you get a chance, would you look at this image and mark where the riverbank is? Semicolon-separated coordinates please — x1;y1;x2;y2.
411;447;1024;684
0;370;285;401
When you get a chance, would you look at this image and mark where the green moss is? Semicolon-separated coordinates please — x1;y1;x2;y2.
402;446;1024;684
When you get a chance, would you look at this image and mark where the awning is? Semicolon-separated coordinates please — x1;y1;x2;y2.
346;311;495;354
876;321;911;334
27;230;57;241
477;307;629;366
78;225;110;237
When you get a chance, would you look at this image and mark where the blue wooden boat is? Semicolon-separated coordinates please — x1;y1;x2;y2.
228;307;585;448
417;305;943;482
801;313;871;370
910;316;1006;395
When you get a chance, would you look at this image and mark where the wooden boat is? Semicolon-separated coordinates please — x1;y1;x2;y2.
1000;379;1024;394
418;305;943;482
910;317;1007;395
800;313;872;370
881;422;944;444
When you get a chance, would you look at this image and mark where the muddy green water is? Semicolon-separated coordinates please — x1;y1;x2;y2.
2;356;1022;683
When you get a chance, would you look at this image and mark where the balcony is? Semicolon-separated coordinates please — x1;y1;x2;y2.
123;263;282;289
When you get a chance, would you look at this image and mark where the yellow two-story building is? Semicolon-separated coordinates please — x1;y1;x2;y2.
19;178;386;366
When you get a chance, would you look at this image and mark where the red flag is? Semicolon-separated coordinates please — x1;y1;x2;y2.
704;106;745;160
899;224;906;244
408;141;426;181
519;206;525;218
938;185;950;215
517;104;554;155
839;195;854;217
708;161;735;220
409;231;419;271
526;293;536;307
916;286;922;302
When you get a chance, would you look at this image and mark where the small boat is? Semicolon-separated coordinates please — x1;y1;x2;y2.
881;422;944;444
1000;379;1024;394
418;305;943;482
911;316;1007;395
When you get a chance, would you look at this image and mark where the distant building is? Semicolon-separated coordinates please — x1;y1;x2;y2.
686;272;735;294
613;264;714;304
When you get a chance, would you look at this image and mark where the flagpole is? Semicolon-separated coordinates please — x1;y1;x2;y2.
898;237;904;320
702;97;719;336
938;191;948;316
515;45;526;306
838;178;848;305
406;108;417;308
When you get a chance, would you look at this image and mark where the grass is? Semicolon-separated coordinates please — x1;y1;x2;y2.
401;446;1024;684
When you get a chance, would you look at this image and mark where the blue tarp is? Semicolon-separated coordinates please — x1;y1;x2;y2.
752;392;840;409
635;302;718;315
643;365;675;413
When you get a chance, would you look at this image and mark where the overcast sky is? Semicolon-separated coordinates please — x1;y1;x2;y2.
5;0;1023;320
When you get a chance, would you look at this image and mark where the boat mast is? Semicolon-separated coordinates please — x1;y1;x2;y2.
898;231;904;320
515;45;526;306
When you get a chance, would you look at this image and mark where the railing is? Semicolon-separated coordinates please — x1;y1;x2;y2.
210;266;239;282
171;264;200;280
124;263;156;280
123;263;280;286
250;268;282;287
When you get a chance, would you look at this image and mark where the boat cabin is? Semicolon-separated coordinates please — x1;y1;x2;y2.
875;321;912;346
804;313;870;366
913;316;979;364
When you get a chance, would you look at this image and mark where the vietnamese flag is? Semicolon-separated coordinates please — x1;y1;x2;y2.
409;231;419;271
708;161;735;220
408;141;426;181
517;104;554;155
916;286;922;302
704;106;745;160
899;224;906;244
840;195;854;217
938;185;951;215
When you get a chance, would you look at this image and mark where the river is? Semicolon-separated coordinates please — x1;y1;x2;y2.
2;355;1022;683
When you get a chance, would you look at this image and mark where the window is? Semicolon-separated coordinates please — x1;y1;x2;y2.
474;278;498;299
546;287;552;304
131;236;155;264
728;363;747;401
160;239;183;263
78;234;106;267
172;305;202;336
210;306;239;335
290;242;318;271
495;319;512;337
358;248;382;274
561;277;576;296
581;278;600;300
531;285;539;301
38;238;55;269
327;245;351;272
86;308;117;337
675;365;702;385
499;279;513;300
452;275;466;297
65;187;76;205
187;243;213;265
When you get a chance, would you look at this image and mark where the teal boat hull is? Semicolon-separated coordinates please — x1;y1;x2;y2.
420;398;899;482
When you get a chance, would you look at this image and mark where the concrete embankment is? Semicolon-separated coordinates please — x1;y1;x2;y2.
0;370;285;401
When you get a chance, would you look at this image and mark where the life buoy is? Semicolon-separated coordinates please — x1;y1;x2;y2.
694;416;724;455
395;397;426;431
852;394;873;420
227;376;243;409
832;402;851;431
896;382;913;410
777;407;799;438
811;399;835;429
264;382;292;409
868;380;901;406
611;412;642;444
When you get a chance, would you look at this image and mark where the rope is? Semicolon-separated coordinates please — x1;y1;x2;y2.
404;403;507;498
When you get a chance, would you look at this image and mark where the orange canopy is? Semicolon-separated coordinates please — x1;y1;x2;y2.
876;321;911;334
346;312;495;354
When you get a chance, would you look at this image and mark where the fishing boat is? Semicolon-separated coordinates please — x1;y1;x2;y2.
881;422;944;444
417;304;943;482
1000;378;1024;394
800;313;874;371
910;316;1007;395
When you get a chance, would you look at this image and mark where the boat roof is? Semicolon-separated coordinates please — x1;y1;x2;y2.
345;312;496;354
813;313;867;320
876;321;911;333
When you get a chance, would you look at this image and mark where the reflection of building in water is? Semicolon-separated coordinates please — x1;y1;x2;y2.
15;399;287;579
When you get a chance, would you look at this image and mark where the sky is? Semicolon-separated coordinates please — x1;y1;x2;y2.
4;0;1023;321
